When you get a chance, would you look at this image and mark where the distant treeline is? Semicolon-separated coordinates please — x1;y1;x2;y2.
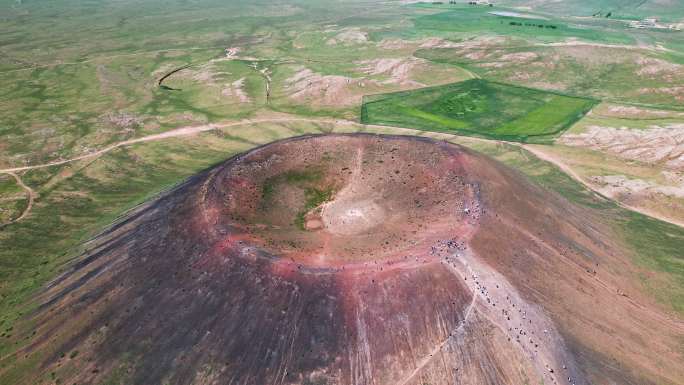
509;21;558;29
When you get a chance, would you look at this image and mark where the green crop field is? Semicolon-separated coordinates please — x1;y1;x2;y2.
415;8;633;44
361;79;598;143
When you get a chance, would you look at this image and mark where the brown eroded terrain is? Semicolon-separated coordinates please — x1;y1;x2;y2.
6;134;682;385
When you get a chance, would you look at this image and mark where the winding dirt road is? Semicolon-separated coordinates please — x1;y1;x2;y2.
0;117;681;229
0;171;36;228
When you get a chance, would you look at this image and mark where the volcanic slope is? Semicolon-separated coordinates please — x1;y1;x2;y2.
6;134;682;385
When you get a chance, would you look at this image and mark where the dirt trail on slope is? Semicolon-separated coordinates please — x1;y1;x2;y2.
559;125;684;170
522;144;684;228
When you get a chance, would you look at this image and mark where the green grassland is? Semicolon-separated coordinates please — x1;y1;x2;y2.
361;79;597;142
1;0;682;169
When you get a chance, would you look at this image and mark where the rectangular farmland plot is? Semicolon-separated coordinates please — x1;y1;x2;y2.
360;79;598;143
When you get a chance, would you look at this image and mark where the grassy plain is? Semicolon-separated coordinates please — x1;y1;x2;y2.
361;79;597;142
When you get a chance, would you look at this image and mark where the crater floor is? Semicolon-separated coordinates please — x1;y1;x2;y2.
208;134;481;267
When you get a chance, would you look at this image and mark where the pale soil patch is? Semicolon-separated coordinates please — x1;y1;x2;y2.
555;45;632;65
418;37;464;49
601;104;684;119
477;61;507;68
322;198;385;236
638;86;684;101
499;52;539;62
507;72;568;91
378;37;473;51
378;39;415;50
285;67;365;106
221;78;251;103
560;125;684;169
526;81;567;91
378;36;506;53
465;51;490;61
425;36;508;50
190;64;224;83
326;29;368;45
635;57;683;78
443;36;508;49
523;144;684;227
224;47;240;59
589;173;684;224
102;112;143;132
422;37;542;71
508;71;533;81
591;174;684;199
162;61;254;104
355;58;425;86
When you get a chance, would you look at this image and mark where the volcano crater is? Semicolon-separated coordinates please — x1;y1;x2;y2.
25;133;645;385
204;134;482;268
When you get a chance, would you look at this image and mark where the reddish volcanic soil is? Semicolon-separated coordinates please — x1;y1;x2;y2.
7;134;682;385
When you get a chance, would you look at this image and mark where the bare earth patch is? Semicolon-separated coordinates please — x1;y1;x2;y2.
591;174;684;199
327;28;368;45
635;57;683;79
285;67;362;106
560;125;684;170
101;111;143;133
602;104;684;119
221;77;251;103
638;86;684;101
589;173;684;225
355;58;425;86
499;51;539;62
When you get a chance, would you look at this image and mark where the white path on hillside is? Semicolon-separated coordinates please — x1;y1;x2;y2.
0;118;347;173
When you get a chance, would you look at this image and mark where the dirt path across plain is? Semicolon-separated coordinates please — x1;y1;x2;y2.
0;171;36;228
1;117;681;229
0;118;349;173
